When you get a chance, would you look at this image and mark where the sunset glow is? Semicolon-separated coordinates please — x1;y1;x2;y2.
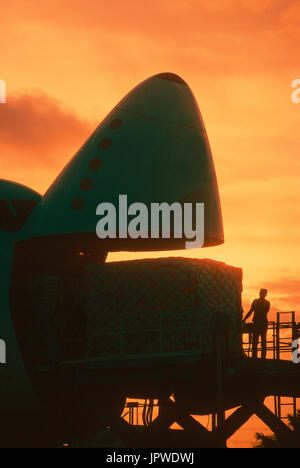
1;0;300;447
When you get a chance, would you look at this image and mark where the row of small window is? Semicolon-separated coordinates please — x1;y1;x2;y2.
71;119;123;211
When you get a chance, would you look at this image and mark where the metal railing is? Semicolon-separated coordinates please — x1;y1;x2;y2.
242;311;300;421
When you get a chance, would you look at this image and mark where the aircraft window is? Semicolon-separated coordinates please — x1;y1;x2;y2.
89;158;102;170
80;178;93;191
99;138;112;150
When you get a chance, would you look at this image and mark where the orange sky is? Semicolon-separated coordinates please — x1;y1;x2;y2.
1;0;300;447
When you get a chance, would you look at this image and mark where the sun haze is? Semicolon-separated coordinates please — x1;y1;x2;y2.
1;0;300;447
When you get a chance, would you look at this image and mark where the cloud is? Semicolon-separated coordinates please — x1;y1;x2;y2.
1;0;299;76
263;278;300;295
279;1;300;39
0;92;93;192
1;0;299;327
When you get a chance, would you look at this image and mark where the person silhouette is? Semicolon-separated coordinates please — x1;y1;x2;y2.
243;289;270;359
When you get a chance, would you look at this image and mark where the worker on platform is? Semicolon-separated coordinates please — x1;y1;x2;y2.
243;289;270;359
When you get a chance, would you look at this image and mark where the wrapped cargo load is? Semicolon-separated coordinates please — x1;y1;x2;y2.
20;257;243;367
85;257;243;359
